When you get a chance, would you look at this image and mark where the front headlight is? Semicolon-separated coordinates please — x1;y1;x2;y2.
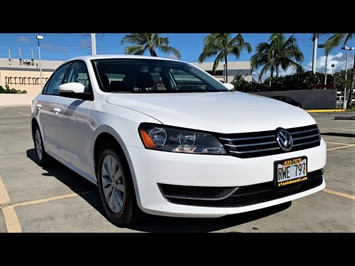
138;123;227;155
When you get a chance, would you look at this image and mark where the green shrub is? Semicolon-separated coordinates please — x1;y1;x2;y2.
232;71;340;92
0;84;27;94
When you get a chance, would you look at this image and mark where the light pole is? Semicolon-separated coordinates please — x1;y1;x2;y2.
341;46;354;109
318;44;328;87
331;64;336;89
36;35;43;90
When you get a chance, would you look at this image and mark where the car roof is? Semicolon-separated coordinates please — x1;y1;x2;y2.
68;54;182;63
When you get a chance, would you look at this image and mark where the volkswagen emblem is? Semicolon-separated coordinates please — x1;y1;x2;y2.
276;128;293;151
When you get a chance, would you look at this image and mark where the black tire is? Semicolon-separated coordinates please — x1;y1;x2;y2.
33;124;51;167
97;143;143;227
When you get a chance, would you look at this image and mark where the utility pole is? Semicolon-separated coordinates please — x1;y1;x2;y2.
312;34;318;74
91;33;97;55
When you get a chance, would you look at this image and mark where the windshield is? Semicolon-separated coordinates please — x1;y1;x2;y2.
92;58;229;93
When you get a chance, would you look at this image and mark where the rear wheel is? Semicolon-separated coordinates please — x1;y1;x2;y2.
33;124;51;167
97;143;143;227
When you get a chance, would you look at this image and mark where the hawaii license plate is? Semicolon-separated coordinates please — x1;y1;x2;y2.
274;156;308;187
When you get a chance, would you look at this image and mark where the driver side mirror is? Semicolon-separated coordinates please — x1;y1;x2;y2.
58;82;93;100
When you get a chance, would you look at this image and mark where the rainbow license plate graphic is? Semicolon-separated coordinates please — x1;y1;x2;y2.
274;156;308;187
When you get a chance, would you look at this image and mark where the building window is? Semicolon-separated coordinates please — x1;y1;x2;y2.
206;70;223;76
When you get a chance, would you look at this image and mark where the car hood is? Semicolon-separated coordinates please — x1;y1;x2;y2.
106;91;315;133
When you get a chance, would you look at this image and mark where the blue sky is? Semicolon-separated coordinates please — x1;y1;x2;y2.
1;33;354;81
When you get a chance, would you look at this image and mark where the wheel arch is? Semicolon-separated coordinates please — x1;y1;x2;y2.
31;118;39;141
93;132;144;211
93;132;137;191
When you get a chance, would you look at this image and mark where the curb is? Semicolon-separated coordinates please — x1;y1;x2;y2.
0;94;36;107
306;109;349;113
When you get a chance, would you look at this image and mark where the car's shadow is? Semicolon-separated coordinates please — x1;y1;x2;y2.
322;132;355;138
133;201;292;233
26;148;291;233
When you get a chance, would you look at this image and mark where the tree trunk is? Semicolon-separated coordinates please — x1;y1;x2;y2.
224;55;228;83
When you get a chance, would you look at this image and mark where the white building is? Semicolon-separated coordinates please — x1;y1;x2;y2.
0;57;63;94
192;61;252;83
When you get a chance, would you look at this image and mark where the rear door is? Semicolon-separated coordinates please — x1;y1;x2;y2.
36;62;70;157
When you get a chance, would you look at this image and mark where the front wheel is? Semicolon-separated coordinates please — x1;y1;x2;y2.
33;124;51;167
97;143;143;227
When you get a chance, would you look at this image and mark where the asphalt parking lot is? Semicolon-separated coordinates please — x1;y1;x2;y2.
0;105;354;233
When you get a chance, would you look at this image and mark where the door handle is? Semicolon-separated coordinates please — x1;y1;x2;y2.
53;107;61;114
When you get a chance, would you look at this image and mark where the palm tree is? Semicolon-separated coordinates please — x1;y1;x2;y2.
120;33;181;59
250;41;275;85
251;33;304;86
198;33;252;83
324;33;355;108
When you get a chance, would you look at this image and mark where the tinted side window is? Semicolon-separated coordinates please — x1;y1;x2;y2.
43;63;71;95
67;61;90;92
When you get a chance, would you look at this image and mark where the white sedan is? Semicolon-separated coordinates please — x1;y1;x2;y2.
30;54;327;227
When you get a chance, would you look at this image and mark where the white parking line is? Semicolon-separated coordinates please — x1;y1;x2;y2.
18;112;30;117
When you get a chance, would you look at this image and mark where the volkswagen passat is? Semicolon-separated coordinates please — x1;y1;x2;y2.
30;55;327;227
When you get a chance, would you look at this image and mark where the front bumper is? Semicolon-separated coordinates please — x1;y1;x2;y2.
126;138;327;218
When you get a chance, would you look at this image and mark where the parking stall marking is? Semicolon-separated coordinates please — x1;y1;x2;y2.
1;175;97;233
18;112;30;117
322;188;355;200
12;190;95;208
326;141;355;145
0;176;22;232
323;141;355;200
326;143;355;151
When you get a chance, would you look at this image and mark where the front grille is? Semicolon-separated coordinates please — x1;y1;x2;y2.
217;124;321;159
158;169;323;207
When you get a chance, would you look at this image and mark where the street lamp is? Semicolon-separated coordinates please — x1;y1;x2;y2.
36;35;43;90
318;44;328;87
341;46;354;109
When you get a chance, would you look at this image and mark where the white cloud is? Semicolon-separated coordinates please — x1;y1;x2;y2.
18;36;30;43
252;51;354;83
316;52;340;73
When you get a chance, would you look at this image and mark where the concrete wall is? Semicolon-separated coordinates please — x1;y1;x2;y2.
0;89;338;110
0;93;37;106
249;89;337;109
